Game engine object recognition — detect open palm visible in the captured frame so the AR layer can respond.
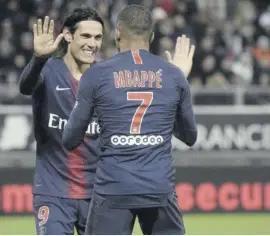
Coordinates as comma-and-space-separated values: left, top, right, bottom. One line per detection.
33, 16, 63, 57
165, 35, 195, 78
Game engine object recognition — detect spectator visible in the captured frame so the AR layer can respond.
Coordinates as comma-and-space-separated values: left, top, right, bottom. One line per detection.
0, 0, 269, 104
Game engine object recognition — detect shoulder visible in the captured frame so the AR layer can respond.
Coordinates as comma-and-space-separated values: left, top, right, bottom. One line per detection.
83, 62, 103, 79
153, 55, 187, 88
83, 56, 118, 80
80, 63, 103, 88
170, 64, 187, 88
159, 56, 185, 75
150, 54, 184, 74
41, 58, 60, 75
94, 55, 120, 69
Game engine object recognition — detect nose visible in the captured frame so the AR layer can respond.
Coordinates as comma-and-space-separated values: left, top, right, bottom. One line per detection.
87, 37, 96, 48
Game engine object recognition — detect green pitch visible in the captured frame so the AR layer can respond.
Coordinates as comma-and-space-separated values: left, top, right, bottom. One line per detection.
0, 214, 269, 235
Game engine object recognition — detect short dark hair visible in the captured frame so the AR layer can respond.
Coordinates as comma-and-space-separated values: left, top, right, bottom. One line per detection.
54, 6, 104, 58
117, 5, 153, 40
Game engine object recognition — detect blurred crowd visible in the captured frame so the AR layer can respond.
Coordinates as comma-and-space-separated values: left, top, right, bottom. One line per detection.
0, 0, 269, 104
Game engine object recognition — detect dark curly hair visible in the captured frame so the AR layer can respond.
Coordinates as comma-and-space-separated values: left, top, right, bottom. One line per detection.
54, 6, 104, 58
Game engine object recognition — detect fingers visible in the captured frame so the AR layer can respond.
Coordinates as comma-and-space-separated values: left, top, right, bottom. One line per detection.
184, 37, 190, 55
164, 51, 172, 63
175, 35, 188, 55
48, 19, 54, 36
53, 33, 64, 48
176, 34, 195, 59
180, 35, 186, 54
37, 19, 42, 35
36, 17, 53, 35
175, 37, 181, 55
33, 23, 37, 37
188, 44, 195, 61
43, 16, 49, 34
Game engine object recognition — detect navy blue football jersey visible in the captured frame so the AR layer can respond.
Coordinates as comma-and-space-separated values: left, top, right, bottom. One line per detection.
63, 49, 197, 195
22, 58, 100, 199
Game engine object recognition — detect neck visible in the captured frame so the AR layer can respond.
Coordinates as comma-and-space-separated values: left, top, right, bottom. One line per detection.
63, 52, 90, 81
119, 38, 149, 52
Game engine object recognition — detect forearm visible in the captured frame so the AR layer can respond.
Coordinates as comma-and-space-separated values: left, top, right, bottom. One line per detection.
62, 121, 86, 151
173, 109, 197, 146
19, 56, 48, 95
63, 102, 94, 151
63, 64, 99, 151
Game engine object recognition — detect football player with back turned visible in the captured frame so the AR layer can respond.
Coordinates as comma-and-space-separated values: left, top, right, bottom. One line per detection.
63, 5, 197, 235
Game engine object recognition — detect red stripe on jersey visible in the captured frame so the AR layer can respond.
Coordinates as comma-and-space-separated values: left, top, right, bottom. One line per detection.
131, 49, 143, 64
67, 147, 87, 199
67, 76, 87, 199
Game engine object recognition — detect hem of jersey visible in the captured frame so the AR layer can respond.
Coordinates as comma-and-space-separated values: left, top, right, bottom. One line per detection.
109, 200, 168, 209
32, 191, 92, 199
93, 188, 172, 195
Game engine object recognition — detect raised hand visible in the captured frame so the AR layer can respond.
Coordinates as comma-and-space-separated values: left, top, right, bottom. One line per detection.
164, 35, 195, 78
33, 16, 64, 58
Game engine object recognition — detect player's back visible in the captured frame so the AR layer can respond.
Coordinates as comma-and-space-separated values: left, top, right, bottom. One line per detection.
92, 49, 195, 195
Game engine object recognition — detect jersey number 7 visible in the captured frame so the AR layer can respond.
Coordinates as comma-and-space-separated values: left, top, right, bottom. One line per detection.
127, 92, 153, 134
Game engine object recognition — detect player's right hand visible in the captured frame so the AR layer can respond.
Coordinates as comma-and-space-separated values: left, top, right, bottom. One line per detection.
164, 34, 195, 78
33, 16, 64, 58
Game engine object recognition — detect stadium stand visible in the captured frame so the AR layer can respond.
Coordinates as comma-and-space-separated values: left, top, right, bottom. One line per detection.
0, 0, 269, 105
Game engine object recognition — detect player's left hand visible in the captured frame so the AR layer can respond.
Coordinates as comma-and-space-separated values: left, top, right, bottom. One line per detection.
164, 34, 195, 78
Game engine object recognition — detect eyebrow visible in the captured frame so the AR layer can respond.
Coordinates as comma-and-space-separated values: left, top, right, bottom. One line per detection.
80, 33, 103, 37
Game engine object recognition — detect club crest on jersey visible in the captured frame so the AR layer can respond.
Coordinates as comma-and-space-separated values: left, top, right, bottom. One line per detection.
48, 113, 100, 135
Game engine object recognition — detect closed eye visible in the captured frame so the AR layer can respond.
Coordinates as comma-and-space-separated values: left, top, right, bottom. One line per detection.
81, 33, 103, 40
95, 34, 103, 40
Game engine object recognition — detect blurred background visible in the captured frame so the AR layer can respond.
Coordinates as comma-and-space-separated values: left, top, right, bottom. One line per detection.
0, 0, 269, 234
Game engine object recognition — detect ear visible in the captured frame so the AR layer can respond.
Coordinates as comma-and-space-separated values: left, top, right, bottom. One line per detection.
63, 28, 73, 43
115, 28, 121, 42
150, 32, 155, 43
